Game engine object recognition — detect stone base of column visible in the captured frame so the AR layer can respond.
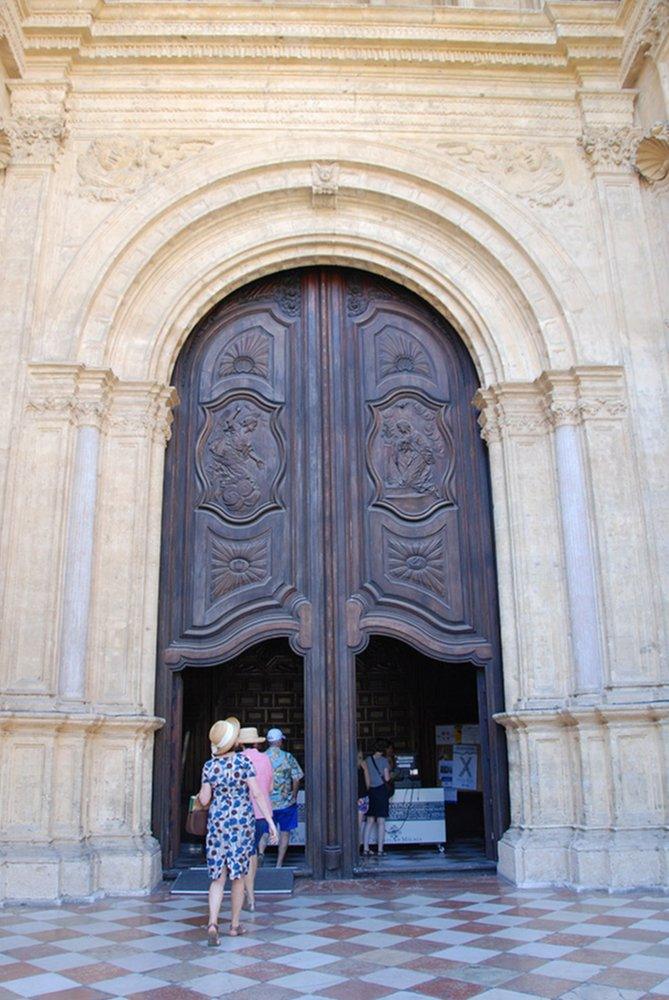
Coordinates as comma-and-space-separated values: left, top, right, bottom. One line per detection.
498, 827, 669, 890
0, 836, 162, 903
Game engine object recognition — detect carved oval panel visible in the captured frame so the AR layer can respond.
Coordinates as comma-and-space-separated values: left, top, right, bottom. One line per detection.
367, 390, 455, 520
196, 391, 285, 524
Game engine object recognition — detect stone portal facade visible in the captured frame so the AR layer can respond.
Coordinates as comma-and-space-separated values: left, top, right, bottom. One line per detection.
0, 0, 668, 901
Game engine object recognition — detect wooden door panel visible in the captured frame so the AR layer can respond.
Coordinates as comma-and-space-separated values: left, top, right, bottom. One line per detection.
156, 266, 506, 871
165, 273, 306, 652
344, 271, 491, 655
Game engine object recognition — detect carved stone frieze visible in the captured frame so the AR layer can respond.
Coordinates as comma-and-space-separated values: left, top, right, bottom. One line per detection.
107, 386, 179, 443
311, 161, 339, 209
636, 0, 669, 53
477, 369, 628, 441
635, 122, 669, 183
439, 141, 571, 207
76, 136, 215, 200
26, 368, 116, 429
578, 125, 642, 175
4, 113, 68, 166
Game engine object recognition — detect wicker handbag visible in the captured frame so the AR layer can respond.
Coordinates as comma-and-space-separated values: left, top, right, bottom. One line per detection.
185, 795, 208, 837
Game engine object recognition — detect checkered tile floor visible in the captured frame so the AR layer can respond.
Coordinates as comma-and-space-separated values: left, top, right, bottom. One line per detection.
0, 876, 668, 999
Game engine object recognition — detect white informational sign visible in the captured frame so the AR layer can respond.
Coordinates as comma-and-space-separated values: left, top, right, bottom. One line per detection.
443, 788, 458, 802
364, 788, 446, 846
435, 724, 456, 745
461, 724, 480, 744
292, 790, 447, 846
452, 744, 478, 790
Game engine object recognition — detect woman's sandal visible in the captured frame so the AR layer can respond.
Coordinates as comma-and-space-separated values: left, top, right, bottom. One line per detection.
229, 923, 247, 937
207, 923, 220, 947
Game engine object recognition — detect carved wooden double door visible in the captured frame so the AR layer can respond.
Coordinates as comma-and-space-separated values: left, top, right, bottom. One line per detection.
155, 267, 506, 876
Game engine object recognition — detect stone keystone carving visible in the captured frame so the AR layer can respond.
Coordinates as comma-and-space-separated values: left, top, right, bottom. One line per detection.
4, 114, 68, 166
311, 161, 339, 208
77, 136, 215, 200
578, 125, 642, 175
635, 122, 669, 183
439, 141, 570, 207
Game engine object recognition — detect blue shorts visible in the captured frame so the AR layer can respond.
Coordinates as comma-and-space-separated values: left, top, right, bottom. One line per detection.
254, 818, 268, 852
273, 803, 298, 832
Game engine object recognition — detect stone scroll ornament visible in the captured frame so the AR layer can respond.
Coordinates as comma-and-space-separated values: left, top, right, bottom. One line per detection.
367, 391, 455, 520
196, 392, 284, 524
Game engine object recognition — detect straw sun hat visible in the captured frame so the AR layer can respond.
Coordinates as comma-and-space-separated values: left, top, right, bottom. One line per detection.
238, 726, 266, 745
209, 717, 241, 756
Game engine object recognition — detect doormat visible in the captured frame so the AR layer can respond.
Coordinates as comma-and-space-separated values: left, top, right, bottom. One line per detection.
171, 866, 294, 896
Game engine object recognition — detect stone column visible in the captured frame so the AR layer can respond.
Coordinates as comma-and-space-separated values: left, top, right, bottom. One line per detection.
59, 371, 115, 702
540, 371, 604, 700
476, 382, 571, 709
0, 90, 68, 537
579, 121, 666, 698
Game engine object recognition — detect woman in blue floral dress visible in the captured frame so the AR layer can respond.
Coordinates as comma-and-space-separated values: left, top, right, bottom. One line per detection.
197, 717, 277, 945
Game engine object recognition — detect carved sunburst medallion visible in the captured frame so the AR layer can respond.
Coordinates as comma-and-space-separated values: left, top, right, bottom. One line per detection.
377, 330, 433, 381
217, 328, 271, 380
386, 535, 445, 597
210, 534, 270, 600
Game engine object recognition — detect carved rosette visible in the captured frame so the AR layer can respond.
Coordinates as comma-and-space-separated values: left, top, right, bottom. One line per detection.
5, 114, 68, 167
578, 126, 641, 176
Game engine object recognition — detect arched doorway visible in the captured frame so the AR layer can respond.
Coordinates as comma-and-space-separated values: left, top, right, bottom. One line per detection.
153, 267, 507, 878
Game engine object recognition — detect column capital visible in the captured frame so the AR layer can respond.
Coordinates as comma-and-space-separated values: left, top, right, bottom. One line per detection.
578, 124, 642, 176
474, 382, 549, 444
107, 381, 180, 444
2, 81, 70, 170
538, 366, 627, 427
25, 364, 116, 429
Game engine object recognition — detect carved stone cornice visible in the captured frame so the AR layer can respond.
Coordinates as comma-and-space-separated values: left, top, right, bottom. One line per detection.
4, 113, 68, 167
578, 125, 642, 175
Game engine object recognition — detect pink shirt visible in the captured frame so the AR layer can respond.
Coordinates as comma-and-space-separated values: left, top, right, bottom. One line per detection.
243, 747, 274, 819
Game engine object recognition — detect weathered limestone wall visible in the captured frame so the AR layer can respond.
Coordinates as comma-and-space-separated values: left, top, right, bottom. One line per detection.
0, 0, 667, 899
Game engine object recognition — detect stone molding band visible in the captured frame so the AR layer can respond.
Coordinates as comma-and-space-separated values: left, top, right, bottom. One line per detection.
25, 364, 179, 442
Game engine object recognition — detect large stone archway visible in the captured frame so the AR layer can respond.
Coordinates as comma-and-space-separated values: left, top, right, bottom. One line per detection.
1, 137, 665, 899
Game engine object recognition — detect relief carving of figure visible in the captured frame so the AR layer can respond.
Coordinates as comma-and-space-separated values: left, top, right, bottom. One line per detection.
207, 404, 266, 514
381, 406, 439, 497
381, 401, 440, 496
